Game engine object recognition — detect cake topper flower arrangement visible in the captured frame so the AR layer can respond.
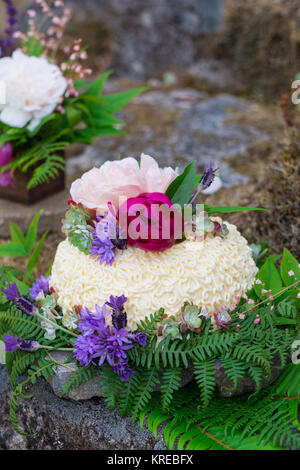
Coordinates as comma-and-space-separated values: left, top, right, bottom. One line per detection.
0, 155, 299, 448
0, 0, 145, 189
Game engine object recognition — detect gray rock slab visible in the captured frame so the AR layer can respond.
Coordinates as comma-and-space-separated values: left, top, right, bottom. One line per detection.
0, 364, 167, 450
47, 351, 194, 401
48, 352, 283, 402
20, 0, 226, 79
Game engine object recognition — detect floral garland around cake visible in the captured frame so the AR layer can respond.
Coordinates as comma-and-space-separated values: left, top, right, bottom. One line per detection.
0, 156, 299, 449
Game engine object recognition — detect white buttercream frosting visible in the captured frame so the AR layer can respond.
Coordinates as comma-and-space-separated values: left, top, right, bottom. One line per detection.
50, 220, 258, 330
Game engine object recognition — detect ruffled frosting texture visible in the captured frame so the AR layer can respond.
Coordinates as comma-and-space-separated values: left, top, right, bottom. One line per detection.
50, 219, 258, 330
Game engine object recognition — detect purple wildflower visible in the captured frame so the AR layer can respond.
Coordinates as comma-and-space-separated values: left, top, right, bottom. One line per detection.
79, 304, 110, 336
2, 282, 19, 301
0, 0, 18, 57
89, 230, 115, 266
200, 164, 218, 190
113, 360, 135, 381
96, 326, 133, 367
3, 335, 41, 353
128, 331, 147, 347
105, 294, 128, 329
29, 275, 51, 300
95, 212, 127, 250
2, 283, 38, 316
73, 334, 101, 367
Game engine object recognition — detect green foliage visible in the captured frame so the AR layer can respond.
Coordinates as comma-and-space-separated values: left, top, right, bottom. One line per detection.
165, 161, 197, 206
250, 242, 269, 268
0, 210, 48, 285
0, 246, 299, 447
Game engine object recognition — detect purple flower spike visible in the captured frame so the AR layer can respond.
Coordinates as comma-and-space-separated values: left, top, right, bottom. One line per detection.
2, 282, 19, 301
79, 304, 110, 336
89, 231, 115, 266
3, 335, 20, 352
29, 275, 51, 300
105, 295, 127, 311
3, 336, 41, 353
200, 164, 218, 190
105, 295, 128, 330
2, 283, 38, 316
0, 0, 18, 57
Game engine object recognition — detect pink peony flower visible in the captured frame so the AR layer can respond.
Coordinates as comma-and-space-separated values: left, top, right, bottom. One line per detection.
70, 154, 177, 213
118, 192, 184, 252
0, 142, 15, 187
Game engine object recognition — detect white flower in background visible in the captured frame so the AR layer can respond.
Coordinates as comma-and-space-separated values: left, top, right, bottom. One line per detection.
0, 49, 67, 131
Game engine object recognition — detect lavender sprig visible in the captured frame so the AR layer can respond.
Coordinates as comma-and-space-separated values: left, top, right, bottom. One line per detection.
0, 0, 18, 57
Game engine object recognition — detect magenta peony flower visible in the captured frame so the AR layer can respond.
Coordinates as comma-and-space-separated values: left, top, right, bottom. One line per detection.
0, 142, 15, 187
118, 192, 184, 252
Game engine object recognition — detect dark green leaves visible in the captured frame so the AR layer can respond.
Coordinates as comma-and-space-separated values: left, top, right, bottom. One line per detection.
280, 248, 300, 287
254, 256, 283, 299
0, 210, 47, 284
205, 205, 267, 216
166, 162, 196, 205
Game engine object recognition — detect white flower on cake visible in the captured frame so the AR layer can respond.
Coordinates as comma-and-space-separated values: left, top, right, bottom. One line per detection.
0, 50, 67, 131
70, 153, 178, 213
50, 219, 258, 330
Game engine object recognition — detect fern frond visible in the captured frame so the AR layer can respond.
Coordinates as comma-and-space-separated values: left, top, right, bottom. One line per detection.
160, 368, 182, 411
193, 358, 216, 407
131, 368, 160, 422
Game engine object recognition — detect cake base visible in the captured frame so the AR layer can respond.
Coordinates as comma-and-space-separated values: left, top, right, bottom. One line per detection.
50, 220, 258, 329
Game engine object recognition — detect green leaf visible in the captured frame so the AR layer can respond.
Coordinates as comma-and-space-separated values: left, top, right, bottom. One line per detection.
102, 87, 147, 114
25, 231, 49, 281
195, 173, 203, 186
8, 224, 26, 248
280, 248, 300, 287
0, 242, 27, 258
83, 70, 112, 97
25, 210, 43, 252
6, 273, 30, 295
27, 114, 57, 137
165, 162, 196, 206
205, 205, 267, 215
254, 257, 283, 299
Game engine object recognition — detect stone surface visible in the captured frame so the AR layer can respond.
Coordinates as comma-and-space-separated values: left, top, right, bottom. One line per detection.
48, 351, 194, 401
17, 0, 226, 79
0, 364, 167, 450
47, 352, 283, 403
